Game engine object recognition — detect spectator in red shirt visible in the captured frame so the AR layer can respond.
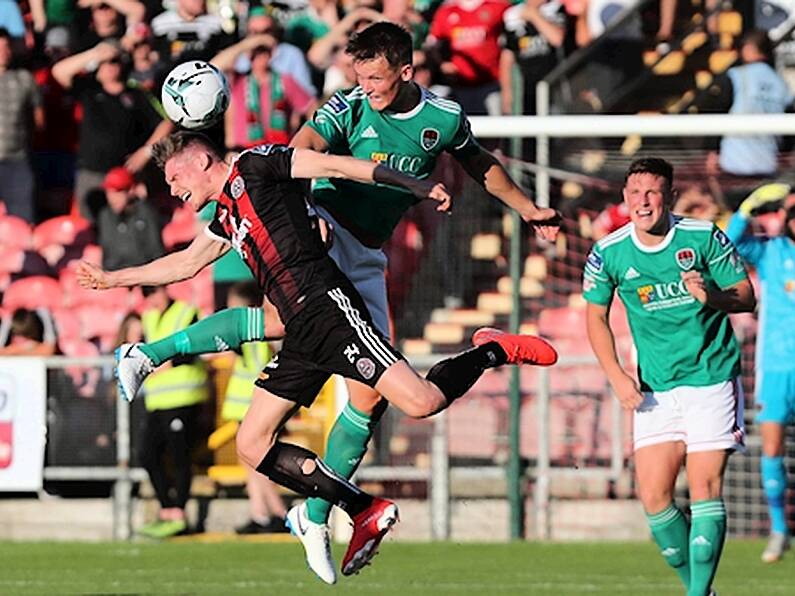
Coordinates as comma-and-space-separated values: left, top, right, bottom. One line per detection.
426, 0, 509, 115
591, 200, 629, 240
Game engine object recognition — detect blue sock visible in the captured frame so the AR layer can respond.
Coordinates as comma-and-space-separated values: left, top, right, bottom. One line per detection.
761, 455, 789, 535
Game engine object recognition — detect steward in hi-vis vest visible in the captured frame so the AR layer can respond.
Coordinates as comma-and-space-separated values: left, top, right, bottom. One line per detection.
221, 341, 272, 422
142, 299, 209, 411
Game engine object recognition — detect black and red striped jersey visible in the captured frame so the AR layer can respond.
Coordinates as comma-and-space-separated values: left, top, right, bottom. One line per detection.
205, 144, 346, 323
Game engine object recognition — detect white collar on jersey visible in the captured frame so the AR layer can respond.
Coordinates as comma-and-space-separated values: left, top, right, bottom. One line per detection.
384, 86, 429, 121
630, 213, 677, 253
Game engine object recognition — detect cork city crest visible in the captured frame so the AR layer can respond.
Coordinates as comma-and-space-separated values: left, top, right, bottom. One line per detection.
675, 248, 695, 270
421, 128, 440, 151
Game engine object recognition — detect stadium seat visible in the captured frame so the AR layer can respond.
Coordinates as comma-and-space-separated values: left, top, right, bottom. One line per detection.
717, 10, 742, 36
3, 276, 62, 310
60, 267, 131, 309
0, 247, 24, 273
0, 215, 33, 250
538, 307, 588, 339
81, 244, 103, 265
550, 364, 607, 397
52, 308, 81, 342
162, 207, 197, 250
76, 304, 126, 347
448, 396, 499, 459
59, 337, 100, 358
32, 216, 92, 251
167, 266, 214, 313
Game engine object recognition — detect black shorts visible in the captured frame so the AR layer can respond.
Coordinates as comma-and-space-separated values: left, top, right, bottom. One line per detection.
254, 285, 404, 407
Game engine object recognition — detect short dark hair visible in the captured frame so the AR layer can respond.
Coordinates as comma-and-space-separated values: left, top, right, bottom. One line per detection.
346, 22, 413, 69
10, 308, 44, 343
141, 285, 165, 298
742, 29, 773, 60
624, 158, 674, 188
151, 131, 222, 170
227, 281, 262, 307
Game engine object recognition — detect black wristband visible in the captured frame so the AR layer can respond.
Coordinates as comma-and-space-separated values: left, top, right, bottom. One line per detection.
373, 164, 403, 187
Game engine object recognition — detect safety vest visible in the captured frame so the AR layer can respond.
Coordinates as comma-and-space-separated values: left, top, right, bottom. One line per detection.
141, 300, 209, 411
221, 341, 272, 422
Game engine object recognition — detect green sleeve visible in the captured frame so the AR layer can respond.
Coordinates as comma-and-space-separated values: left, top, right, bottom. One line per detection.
447, 111, 481, 159
705, 224, 748, 289
583, 244, 615, 306
198, 202, 215, 222
307, 91, 353, 148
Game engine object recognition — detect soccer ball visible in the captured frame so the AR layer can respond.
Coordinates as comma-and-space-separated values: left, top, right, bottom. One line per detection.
161, 60, 230, 130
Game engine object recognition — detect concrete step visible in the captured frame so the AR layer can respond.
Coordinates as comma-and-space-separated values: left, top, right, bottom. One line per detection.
423, 321, 465, 344
430, 308, 496, 327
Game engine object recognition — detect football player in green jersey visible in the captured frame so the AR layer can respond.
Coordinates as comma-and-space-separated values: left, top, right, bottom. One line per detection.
106, 22, 559, 583
583, 158, 755, 596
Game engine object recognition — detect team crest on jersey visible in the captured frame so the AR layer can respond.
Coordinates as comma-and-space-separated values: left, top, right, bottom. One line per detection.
675, 248, 695, 270
356, 357, 376, 380
421, 128, 440, 151
230, 175, 245, 200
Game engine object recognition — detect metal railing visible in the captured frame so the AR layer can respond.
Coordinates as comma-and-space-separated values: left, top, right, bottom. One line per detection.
35, 352, 623, 541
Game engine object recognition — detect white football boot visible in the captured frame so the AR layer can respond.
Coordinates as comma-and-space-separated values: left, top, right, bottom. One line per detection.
286, 503, 337, 585
761, 531, 790, 563
114, 343, 154, 402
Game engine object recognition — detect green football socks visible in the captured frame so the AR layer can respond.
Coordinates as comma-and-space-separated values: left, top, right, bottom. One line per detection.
647, 502, 691, 589
138, 307, 265, 366
688, 499, 726, 596
304, 401, 385, 525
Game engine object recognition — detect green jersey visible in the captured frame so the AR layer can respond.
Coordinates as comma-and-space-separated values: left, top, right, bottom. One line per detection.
583, 216, 747, 391
308, 86, 481, 246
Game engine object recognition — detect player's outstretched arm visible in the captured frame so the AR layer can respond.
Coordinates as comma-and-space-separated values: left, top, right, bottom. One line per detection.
456, 146, 560, 240
76, 232, 229, 290
586, 302, 643, 411
290, 148, 452, 210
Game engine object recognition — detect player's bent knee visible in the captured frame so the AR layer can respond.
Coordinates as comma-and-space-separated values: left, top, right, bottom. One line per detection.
236, 427, 276, 468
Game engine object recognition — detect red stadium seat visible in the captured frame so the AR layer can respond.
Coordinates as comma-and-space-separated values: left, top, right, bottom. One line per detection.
3, 276, 62, 310
538, 307, 588, 339
76, 305, 125, 350
0, 215, 33, 250
32, 216, 92, 251
81, 244, 103, 265
59, 338, 100, 357
59, 267, 131, 309
448, 396, 499, 459
167, 266, 214, 313
52, 308, 81, 342
162, 214, 198, 250
0, 247, 24, 273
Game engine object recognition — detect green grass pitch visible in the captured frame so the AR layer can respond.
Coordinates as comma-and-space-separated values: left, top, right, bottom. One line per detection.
1, 540, 793, 594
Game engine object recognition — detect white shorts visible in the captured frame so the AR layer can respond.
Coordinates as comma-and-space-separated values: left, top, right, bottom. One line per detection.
633, 377, 745, 453
317, 206, 391, 340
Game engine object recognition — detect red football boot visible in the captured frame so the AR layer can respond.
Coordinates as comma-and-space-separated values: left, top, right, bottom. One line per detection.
341, 497, 399, 576
472, 327, 558, 366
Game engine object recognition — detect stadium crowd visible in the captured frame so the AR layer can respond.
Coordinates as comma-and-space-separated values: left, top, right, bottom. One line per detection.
0, 0, 777, 350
